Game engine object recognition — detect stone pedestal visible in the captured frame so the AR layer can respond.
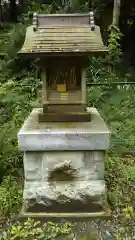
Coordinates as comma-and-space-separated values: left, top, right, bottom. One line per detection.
18, 108, 110, 217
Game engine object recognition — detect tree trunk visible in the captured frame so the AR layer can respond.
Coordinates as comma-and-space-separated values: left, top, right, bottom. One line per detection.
9, 0, 18, 22
20, 0, 24, 4
112, 0, 121, 26
88, 0, 93, 9
0, 0, 2, 23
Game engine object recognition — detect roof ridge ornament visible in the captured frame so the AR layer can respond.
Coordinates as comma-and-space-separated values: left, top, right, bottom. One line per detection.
89, 11, 95, 31
33, 12, 38, 31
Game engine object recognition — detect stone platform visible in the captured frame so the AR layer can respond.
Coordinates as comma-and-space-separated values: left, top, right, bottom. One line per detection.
18, 108, 110, 151
18, 108, 110, 217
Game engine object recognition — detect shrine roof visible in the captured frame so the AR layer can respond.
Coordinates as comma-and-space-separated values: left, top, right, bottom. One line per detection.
19, 13, 108, 56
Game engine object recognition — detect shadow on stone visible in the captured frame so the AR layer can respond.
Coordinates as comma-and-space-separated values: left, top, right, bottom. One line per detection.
48, 165, 76, 182
26, 201, 103, 213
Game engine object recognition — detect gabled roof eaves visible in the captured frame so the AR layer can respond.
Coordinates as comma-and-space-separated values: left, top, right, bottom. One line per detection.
19, 13, 107, 55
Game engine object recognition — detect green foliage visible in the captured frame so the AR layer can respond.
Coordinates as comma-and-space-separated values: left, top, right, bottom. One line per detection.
0, 4, 42, 180
114, 205, 135, 240
0, 176, 22, 218
5, 24, 26, 58
0, 72, 41, 172
0, 23, 27, 82
0, 219, 74, 240
106, 155, 135, 208
107, 25, 123, 66
99, 84, 135, 148
87, 25, 122, 83
88, 55, 135, 211
0, 1, 134, 235
90, 45, 120, 78
69, 0, 89, 13
27, 3, 52, 15
87, 25, 135, 150
58, 0, 89, 13
87, 25, 135, 224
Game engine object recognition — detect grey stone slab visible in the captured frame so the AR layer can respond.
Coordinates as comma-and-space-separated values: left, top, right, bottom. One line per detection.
18, 108, 110, 151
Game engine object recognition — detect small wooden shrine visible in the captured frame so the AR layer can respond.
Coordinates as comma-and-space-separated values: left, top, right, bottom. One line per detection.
18, 12, 110, 218
19, 12, 107, 122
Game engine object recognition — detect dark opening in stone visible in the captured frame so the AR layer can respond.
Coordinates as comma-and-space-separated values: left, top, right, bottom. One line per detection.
26, 200, 103, 213
48, 165, 76, 182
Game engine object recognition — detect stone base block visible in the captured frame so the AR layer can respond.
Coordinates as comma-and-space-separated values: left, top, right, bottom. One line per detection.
23, 180, 106, 213
18, 107, 110, 151
22, 149, 107, 214
18, 107, 110, 215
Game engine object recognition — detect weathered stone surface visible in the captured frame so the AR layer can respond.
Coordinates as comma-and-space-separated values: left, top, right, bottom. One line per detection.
18, 108, 110, 151
24, 151, 105, 181
23, 180, 106, 212
24, 152, 42, 180
23, 150, 106, 212
18, 107, 110, 214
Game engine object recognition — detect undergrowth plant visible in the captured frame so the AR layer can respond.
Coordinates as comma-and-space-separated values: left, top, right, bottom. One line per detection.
0, 219, 74, 240
114, 205, 135, 240
107, 25, 122, 66
0, 2, 134, 238
0, 72, 41, 173
0, 176, 22, 218
0, 216, 135, 240
105, 155, 135, 208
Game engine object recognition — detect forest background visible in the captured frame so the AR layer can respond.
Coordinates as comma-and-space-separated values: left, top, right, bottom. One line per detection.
0, 0, 134, 238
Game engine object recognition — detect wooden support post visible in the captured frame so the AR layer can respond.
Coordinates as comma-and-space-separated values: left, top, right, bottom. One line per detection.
41, 70, 48, 112
81, 68, 87, 105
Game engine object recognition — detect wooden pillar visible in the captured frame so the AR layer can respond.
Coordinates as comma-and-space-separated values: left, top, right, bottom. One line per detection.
81, 68, 86, 104
41, 70, 48, 112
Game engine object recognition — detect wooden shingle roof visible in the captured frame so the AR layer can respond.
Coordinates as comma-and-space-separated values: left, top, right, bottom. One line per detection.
19, 13, 107, 56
